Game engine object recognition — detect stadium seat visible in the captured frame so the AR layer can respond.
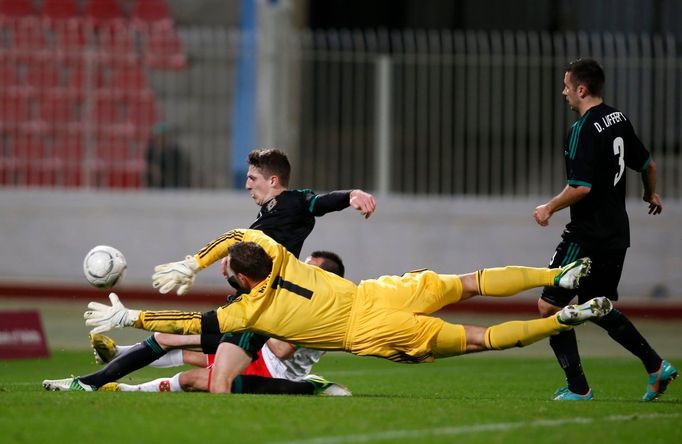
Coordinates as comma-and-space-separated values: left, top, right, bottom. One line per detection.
125, 93, 160, 127
0, 92, 34, 130
8, 18, 48, 52
83, 0, 125, 27
142, 25, 187, 70
25, 61, 63, 90
0, 0, 35, 21
95, 96, 126, 124
41, 0, 80, 22
95, 130, 143, 188
53, 19, 92, 51
97, 22, 136, 58
53, 129, 84, 185
131, 0, 172, 30
109, 66, 148, 94
39, 93, 82, 128
0, 64, 20, 87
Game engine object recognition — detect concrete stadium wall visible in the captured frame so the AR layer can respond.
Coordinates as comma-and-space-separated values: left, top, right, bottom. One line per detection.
1, 189, 680, 301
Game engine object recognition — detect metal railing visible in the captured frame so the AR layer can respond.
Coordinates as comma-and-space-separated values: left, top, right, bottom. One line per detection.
1, 24, 681, 198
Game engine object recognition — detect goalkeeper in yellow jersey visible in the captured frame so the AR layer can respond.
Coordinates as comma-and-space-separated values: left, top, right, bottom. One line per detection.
82, 229, 612, 393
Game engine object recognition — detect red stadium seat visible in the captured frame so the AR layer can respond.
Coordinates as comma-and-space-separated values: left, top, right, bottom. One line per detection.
142, 25, 187, 70
83, 0, 125, 27
53, 19, 92, 51
8, 18, 48, 52
0, 92, 34, 129
25, 61, 63, 90
94, 130, 143, 188
131, 0, 172, 30
110, 66, 148, 92
0, 64, 20, 86
41, 0, 80, 21
95, 96, 126, 124
38, 94, 83, 127
125, 93, 160, 127
0, 0, 35, 19
95, 21, 138, 64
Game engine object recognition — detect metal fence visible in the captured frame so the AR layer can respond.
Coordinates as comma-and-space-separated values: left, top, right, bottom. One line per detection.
2, 24, 681, 198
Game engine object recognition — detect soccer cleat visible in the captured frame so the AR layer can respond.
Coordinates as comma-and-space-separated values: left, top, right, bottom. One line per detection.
556, 296, 612, 326
554, 257, 592, 289
642, 360, 678, 401
98, 383, 121, 392
90, 333, 118, 364
303, 374, 352, 397
553, 386, 593, 401
42, 377, 96, 392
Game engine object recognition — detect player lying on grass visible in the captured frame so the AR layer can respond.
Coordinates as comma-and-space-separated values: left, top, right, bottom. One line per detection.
76, 229, 611, 395
95, 337, 349, 396
44, 252, 350, 395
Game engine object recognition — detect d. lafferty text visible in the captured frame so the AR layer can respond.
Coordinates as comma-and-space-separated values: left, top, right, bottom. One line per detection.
593, 111, 627, 133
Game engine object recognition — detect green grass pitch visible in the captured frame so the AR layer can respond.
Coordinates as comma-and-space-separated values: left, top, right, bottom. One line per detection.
0, 351, 679, 444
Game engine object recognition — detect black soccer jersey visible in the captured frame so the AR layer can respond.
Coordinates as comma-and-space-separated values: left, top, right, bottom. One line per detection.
563, 103, 651, 249
248, 189, 352, 258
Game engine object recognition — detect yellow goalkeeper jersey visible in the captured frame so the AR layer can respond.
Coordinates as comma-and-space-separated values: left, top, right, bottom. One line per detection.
200, 229, 359, 351
139, 228, 460, 361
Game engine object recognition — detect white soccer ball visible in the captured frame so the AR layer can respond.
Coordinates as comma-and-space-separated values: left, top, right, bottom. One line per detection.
83, 245, 127, 289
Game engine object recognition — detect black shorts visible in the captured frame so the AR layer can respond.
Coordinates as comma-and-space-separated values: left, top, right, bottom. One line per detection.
199, 331, 269, 361
541, 238, 626, 307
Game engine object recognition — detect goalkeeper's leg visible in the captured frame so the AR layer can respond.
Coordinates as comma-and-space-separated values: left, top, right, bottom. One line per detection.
454, 258, 591, 303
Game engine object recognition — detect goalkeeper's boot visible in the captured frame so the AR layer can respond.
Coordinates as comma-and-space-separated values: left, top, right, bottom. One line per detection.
554, 257, 592, 290
98, 383, 121, 392
553, 386, 593, 401
557, 297, 612, 326
42, 377, 96, 392
90, 333, 118, 364
303, 374, 352, 397
642, 360, 678, 401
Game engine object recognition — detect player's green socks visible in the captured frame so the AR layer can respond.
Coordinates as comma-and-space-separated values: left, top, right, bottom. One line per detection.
476, 266, 557, 297
484, 317, 571, 350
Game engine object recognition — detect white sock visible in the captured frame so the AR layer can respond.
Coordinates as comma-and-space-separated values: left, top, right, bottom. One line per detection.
149, 349, 185, 368
116, 344, 136, 355
119, 373, 184, 392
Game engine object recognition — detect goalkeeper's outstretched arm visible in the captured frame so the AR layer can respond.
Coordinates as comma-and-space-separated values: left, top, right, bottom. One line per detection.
84, 293, 203, 335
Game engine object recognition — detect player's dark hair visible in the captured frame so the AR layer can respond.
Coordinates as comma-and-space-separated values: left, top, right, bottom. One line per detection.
248, 148, 291, 187
310, 250, 345, 277
565, 58, 605, 97
228, 242, 273, 281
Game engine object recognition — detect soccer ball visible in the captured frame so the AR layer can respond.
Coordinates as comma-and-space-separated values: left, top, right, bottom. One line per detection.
83, 245, 127, 289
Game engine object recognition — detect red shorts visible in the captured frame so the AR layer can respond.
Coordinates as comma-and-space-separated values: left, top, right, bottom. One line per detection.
206, 350, 272, 377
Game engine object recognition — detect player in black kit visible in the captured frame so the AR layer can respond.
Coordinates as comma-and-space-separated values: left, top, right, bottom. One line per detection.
60, 148, 375, 392
533, 58, 676, 401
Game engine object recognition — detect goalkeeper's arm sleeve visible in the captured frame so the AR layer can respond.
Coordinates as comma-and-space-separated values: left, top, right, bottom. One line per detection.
135, 310, 203, 335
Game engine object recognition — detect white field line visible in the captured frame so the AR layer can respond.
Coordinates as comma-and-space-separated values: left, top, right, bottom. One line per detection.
271, 413, 681, 444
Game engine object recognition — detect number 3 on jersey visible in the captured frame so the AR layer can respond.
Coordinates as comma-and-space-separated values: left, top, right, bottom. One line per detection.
613, 136, 625, 186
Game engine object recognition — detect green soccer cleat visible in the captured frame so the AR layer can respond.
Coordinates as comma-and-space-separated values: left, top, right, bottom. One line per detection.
43, 377, 96, 392
554, 257, 592, 289
90, 333, 118, 365
553, 386, 593, 401
642, 360, 678, 401
557, 296, 612, 326
303, 374, 352, 397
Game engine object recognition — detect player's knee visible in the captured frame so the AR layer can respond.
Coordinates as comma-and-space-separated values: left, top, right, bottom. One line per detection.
537, 299, 560, 317
463, 325, 488, 352
459, 273, 479, 300
209, 377, 233, 394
